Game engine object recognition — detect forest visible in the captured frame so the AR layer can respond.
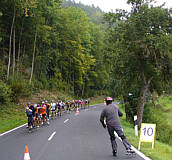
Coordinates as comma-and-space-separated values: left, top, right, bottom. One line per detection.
0, 0, 172, 143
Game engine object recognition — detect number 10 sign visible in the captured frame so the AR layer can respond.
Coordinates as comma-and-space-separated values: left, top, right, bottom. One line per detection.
138, 123, 156, 150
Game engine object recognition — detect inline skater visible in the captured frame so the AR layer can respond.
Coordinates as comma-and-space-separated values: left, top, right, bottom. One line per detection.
51, 100, 56, 120
66, 100, 71, 113
57, 101, 63, 116
100, 97, 135, 157
25, 103, 33, 132
75, 100, 79, 111
33, 104, 39, 128
28, 103, 36, 128
35, 104, 41, 127
85, 99, 88, 108
62, 101, 66, 113
80, 99, 84, 109
72, 100, 76, 110
88, 98, 90, 108
45, 100, 50, 120
40, 101, 49, 125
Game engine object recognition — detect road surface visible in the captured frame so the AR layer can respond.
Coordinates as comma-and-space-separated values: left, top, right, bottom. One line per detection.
0, 104, 145, 160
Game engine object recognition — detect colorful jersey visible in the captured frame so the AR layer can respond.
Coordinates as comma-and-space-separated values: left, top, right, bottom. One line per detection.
45, 103, 50, 110
51, 103, 56, 110
39, 105, 46, 115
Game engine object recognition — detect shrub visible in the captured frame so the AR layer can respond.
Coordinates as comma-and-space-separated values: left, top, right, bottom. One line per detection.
8, 77, 31, 102
38, 75, 50, 90
0, 81, 11, 104
143, 102, 172, 146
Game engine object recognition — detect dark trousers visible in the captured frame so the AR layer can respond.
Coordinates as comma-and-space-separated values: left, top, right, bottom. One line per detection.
107, 125, 131, 152
46, 110, 50, 119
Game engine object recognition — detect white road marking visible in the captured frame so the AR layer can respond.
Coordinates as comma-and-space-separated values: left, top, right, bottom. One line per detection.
114, 131, 151, 160
64, 119, 69, 123
0, 123, 27, 137
48, 131, 56, 141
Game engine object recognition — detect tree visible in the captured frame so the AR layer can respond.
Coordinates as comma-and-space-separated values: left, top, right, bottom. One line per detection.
104, 0, 172, 126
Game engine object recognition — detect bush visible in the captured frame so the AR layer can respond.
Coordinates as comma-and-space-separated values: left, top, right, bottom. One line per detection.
30, 79, 43, 92
143, 102, 172, 146
38, 75, 50, 90
8, 77, 31, 102
0, 81, 11, 104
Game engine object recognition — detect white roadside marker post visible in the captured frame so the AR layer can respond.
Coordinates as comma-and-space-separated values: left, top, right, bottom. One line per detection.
134, 115, 138, 136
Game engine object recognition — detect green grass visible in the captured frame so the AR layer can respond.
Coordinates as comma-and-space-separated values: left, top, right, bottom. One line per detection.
119, 104, 172, 160
0, 103, 27, 133
90, 95, 105, 105
155, 95, 172, 125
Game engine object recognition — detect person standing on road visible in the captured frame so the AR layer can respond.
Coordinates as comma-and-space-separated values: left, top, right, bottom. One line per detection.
100, 97, 135, 157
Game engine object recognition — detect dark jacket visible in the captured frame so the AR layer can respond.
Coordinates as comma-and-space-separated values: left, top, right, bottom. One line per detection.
100, 103, 123, 128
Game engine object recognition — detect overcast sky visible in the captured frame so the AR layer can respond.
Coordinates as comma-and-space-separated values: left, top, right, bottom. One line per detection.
74, 0, 172, 12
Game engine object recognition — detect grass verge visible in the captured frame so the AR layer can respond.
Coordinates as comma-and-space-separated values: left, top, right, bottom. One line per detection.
0, 90, 74, 134
0, 103, 27, 133
90, 96, 172, 160
120, 105, 172, 160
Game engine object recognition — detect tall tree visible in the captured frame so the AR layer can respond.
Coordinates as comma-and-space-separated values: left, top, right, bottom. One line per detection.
104, 0, 172, 126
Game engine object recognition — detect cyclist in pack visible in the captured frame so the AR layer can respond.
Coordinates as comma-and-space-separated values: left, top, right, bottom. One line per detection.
51, 100, 56, 120
100, 97, 135, 157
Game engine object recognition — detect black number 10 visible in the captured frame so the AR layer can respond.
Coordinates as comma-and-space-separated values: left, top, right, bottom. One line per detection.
143, 127, 153, 136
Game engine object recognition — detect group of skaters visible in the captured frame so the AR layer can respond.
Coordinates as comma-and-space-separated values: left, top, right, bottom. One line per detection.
25, 96, 135, 157
25, 99, 90, 132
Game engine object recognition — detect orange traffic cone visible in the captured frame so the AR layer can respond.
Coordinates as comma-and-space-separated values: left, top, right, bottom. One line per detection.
75, 107, 79, 115
24, 145, 31, 160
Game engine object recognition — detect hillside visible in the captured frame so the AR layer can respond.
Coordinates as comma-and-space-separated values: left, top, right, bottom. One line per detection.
62, 0, 104, 25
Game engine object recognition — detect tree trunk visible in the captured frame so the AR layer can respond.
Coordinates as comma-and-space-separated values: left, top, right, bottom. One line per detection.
81, 79, 85, 98
7, 5, 15, 80
17, 20, 23, 73
29, 30, 37, 84
123, 92, 130, 121
12, 25, 16, 76
137, 69, 152, 128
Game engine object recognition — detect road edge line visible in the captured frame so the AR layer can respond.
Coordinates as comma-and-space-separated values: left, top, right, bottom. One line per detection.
0, 123, 27, 137
114, 132, 152, 160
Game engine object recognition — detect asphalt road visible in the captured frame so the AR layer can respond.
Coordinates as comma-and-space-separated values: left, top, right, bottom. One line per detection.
0, 104, 145, 160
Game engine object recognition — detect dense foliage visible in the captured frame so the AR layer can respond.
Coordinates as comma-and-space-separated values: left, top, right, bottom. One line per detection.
62, 0, 104, 25
104, 0, 172, 126
0, 0, 172, 144
0, 0, 108, 100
